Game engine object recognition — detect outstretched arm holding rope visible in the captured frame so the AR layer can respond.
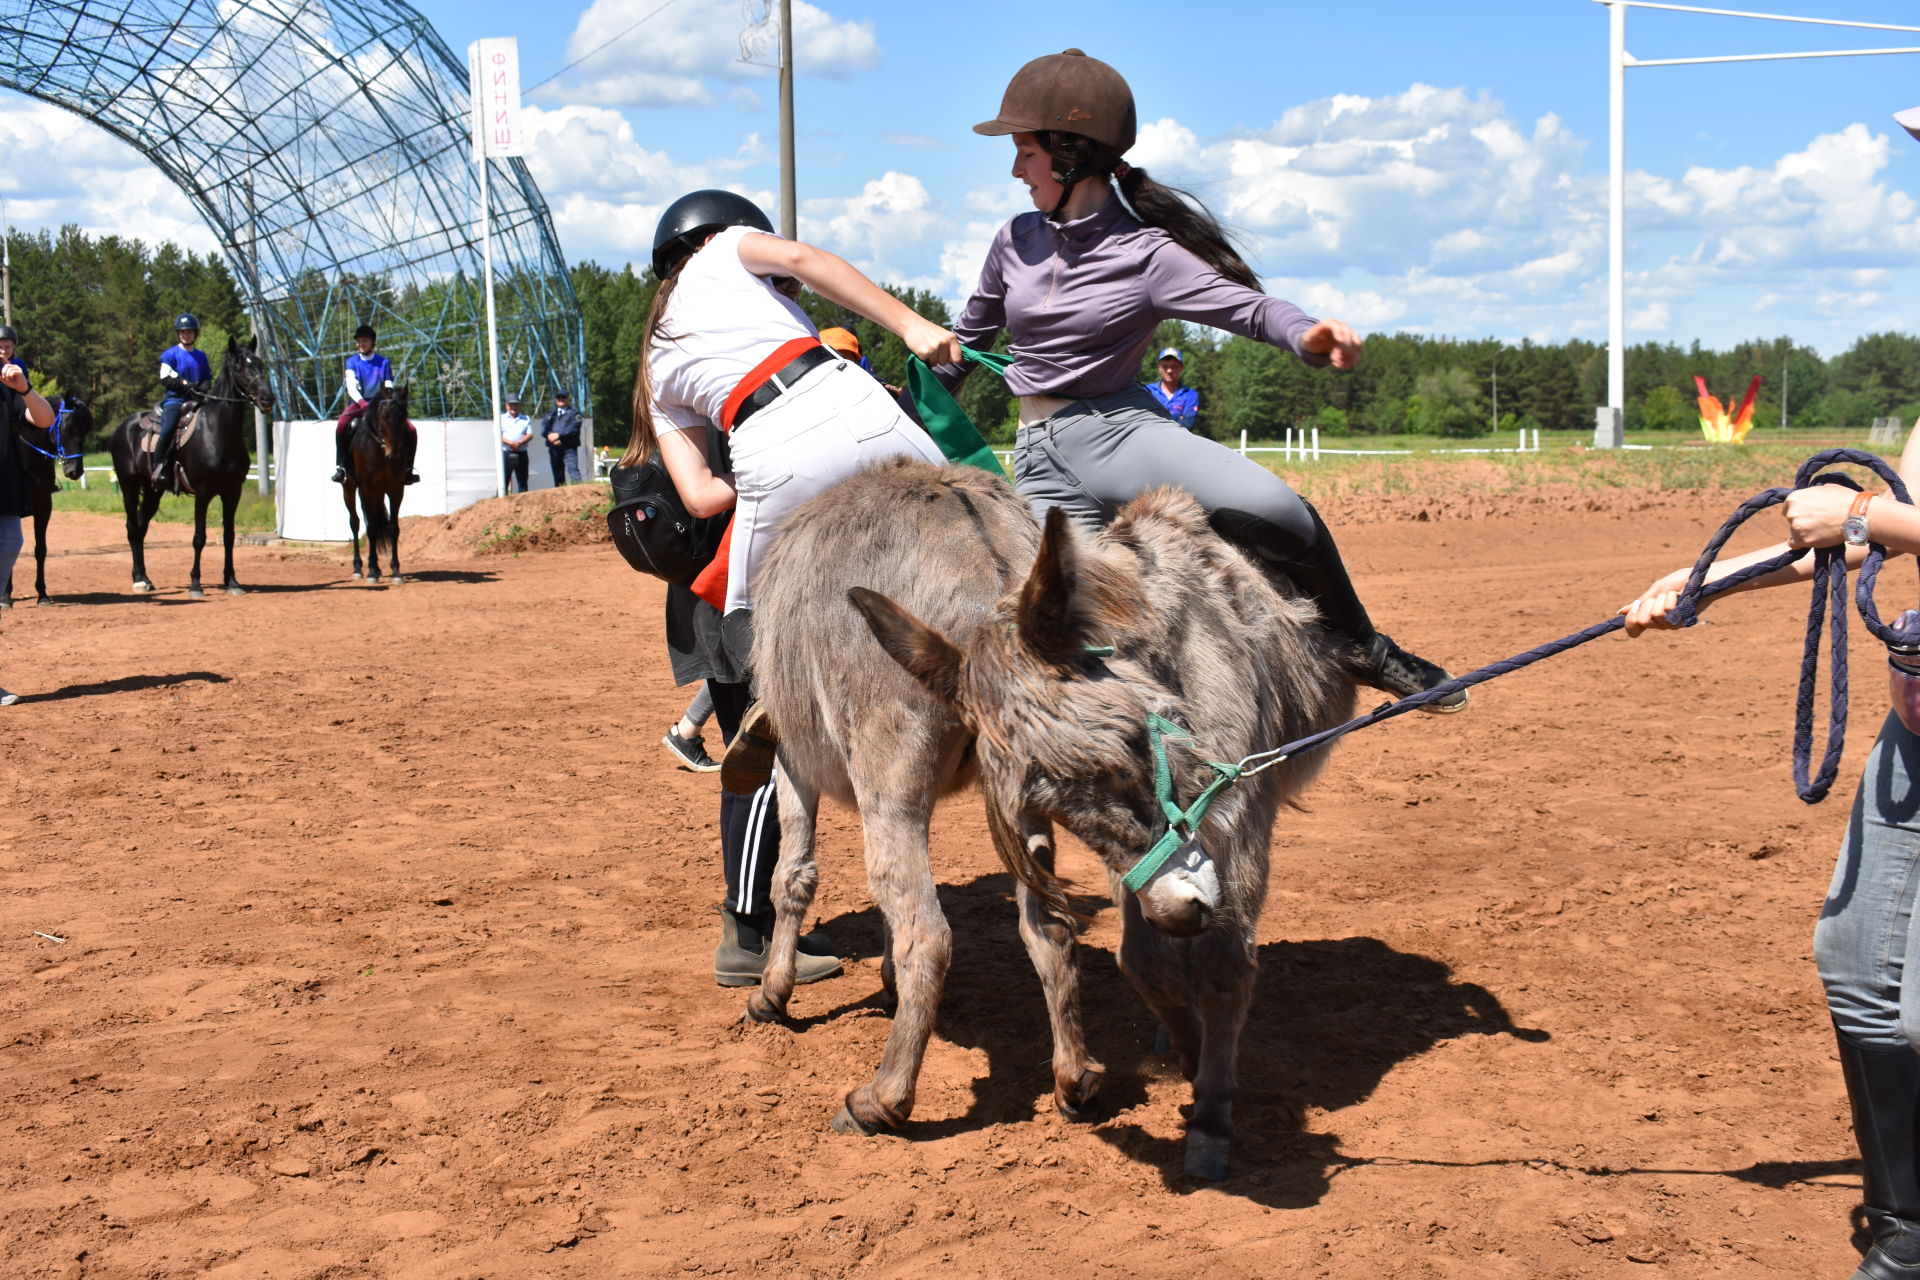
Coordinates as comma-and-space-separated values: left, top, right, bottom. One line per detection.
1616, 400, 1920, 1276
1621, 417, 1920, 635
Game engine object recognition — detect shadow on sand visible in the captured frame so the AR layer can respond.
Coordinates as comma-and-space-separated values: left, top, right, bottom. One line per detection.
15, 671, 229, 703
777, 870, 1550, 1207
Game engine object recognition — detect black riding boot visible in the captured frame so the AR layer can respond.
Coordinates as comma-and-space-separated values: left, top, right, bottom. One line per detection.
1838, 1030, 1920, 1279
331, 428, 351, 484
150, 436, 175, 493
1208, 500, 1467, 713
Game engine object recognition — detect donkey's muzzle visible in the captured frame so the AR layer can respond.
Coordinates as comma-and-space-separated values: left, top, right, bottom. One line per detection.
1135, 839, 1220, 937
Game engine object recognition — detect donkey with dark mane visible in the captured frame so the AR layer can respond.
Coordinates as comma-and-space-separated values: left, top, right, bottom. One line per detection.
109, 336, 275, 598
339, 384, 413, 584
3, 394, 92, 608
745, 457, 1357, 1180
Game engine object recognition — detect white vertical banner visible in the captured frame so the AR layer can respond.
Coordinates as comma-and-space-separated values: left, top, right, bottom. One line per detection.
467, 37, 525, 159
468, 37, 519, 495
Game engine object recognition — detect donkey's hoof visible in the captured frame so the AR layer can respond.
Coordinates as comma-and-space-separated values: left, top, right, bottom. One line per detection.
187, 586, 206, 600
132, 580, 154, 594
1183, 1132, 1231, 1182
351, 571, 364, 580
0, 598, 11, 611
225, 585, 246, 597
829, 1105, 879, 1137
744, 991, 786, 1024
35, 597, 52, 608
1056, 1065, 1106, 1122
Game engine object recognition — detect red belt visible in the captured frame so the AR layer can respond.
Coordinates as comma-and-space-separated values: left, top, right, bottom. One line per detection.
719, 337, 831, 431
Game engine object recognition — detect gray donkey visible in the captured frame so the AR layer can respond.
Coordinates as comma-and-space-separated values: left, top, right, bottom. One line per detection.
745, 457, 1357, 1179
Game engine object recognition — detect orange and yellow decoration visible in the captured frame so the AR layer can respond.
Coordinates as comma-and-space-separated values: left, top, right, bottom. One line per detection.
1694, 375, 1763, 444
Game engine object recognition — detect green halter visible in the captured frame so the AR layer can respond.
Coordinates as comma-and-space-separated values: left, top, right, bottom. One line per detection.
1120, 714, 1243, 893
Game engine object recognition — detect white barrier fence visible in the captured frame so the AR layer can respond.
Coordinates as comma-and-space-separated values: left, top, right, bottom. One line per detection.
274, 420, 591, 542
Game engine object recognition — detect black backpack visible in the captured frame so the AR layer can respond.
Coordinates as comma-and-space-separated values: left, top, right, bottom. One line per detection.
606, 455, 727, 586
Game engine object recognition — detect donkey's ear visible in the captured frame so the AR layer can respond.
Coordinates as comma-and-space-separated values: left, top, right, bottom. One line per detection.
248, 334, 258, 351
1015, 507, 1088, 665
1016, 506, 1147, 666
848, 586, 963, 706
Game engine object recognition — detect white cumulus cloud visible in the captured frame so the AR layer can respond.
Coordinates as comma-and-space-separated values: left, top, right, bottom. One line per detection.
546, 0, 879, 109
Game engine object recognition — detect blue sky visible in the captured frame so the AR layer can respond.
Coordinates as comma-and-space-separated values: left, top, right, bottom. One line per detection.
8, 0, 1920, 353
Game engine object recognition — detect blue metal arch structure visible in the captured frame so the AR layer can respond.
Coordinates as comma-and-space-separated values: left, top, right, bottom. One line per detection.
0, 0, 585, 420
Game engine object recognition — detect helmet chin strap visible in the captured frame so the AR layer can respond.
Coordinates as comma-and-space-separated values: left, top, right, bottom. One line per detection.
1048, 161, 1097, 218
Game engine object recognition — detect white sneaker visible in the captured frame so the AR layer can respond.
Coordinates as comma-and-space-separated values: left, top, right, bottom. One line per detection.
0, 689, 18, 705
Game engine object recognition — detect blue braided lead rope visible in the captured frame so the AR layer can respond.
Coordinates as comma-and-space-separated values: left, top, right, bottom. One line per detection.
1121, 449, 1920, 887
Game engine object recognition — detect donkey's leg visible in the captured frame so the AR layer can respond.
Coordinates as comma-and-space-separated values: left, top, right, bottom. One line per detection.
747, 760, 821, 1024
834, 786, 946, 1136
1112, 887, 1203, 1081
221, 488, 244, 595
1180, 924, 1259, 1182
187, 493, 210, 599
990, 802, 1103, 1119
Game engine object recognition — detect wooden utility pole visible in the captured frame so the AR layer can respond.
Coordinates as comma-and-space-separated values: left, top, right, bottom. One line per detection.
778, 0, 795, 239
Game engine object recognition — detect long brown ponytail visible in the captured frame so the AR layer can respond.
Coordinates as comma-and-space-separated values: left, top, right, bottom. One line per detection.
1037, 130, 1259, 291
618, 264, 685, 468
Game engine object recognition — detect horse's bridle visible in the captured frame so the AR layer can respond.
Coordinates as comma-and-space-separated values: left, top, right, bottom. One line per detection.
18, 400, 82, 463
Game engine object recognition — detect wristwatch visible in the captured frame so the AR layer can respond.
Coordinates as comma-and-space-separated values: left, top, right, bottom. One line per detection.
1845, 491, 1875, 547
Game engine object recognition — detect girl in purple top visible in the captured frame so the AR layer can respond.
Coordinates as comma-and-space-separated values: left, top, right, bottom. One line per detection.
948, 49, 1462, 710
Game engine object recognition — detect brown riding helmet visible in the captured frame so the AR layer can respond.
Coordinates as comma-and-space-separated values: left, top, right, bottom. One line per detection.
973, 48, 1136, 154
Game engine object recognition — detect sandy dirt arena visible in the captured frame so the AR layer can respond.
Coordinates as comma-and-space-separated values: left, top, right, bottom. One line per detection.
0, 476, 1897, 1278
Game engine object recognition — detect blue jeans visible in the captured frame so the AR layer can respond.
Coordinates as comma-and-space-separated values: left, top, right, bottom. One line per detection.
1814, 712, 1920, 1049
0, 516, 21, 586
158, 395, 186, 445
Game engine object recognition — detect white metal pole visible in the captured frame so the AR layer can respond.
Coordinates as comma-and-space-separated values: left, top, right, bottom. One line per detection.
479, 155, 505, 498
2, 195, 13, 329
1608, 0, 1626, 430
1782, 360, 1788, 429
1239, 427, 1248, 456
1312, 426, 1321, 460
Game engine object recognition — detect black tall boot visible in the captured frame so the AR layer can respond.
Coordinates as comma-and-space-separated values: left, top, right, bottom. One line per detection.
331, 427, 351, 484
1838, 1030, 1920, 1279
1208, 500, 1468, 713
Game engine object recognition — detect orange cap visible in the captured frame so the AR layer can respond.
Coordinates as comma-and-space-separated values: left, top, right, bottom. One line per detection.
818, 326, 860, 358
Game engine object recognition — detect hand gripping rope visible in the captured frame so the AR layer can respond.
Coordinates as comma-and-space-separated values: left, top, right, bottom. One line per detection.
1119, 448, 1920, 891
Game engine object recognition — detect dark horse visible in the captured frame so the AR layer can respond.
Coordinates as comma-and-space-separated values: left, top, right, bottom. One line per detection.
3, 393, 93, 608
109, 336, 275, 598
340, 384, 413, 584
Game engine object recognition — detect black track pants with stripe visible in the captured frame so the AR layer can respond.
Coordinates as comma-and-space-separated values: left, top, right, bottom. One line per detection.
710, 680, 779, 916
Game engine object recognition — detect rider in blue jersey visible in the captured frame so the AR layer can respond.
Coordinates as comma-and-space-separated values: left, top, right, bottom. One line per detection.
332, 324, 417, 484
153, 314, 211, 491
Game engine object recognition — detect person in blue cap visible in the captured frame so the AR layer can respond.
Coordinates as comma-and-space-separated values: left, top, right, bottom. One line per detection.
152, 314, 212, 491
1146, 346, 1199, 431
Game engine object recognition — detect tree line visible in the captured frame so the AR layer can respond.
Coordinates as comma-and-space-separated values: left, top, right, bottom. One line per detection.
8, 225, 1920, 449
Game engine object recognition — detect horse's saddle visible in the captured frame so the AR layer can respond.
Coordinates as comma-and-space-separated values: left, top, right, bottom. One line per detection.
131, 404, 202, 456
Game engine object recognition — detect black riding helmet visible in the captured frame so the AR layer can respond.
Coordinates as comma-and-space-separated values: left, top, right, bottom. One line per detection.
0, 325, 19, 344
175, 313, 200, 332
651, 190, 773, 279
354, 324, 377, 342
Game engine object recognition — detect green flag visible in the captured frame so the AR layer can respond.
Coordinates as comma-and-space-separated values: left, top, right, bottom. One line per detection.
905, 348, 1013, 480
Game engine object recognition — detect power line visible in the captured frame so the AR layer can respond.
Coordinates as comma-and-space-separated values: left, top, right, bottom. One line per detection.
524, 0, 689, 94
